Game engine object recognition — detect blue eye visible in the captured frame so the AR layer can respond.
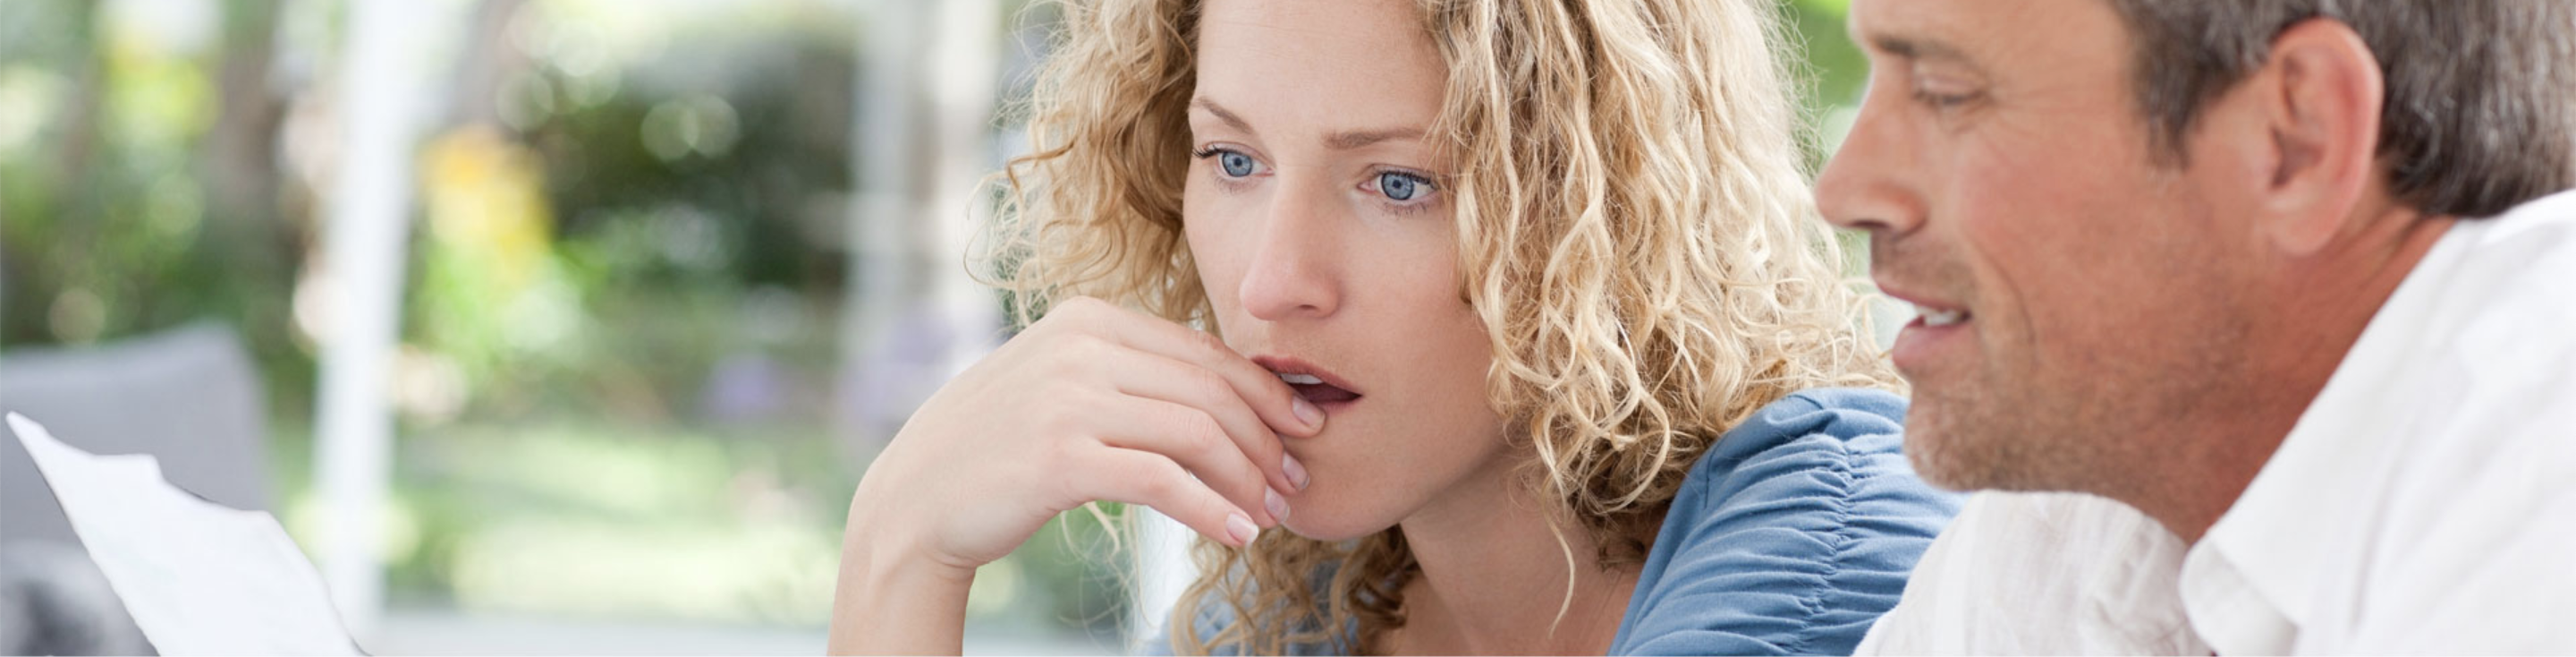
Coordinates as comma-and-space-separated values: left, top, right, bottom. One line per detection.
1377, 172, 1426, 201
1220, 151, 1256, 177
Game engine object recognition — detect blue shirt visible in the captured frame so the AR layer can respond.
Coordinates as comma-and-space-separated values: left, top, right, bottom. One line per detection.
1146, 388, 1958, 655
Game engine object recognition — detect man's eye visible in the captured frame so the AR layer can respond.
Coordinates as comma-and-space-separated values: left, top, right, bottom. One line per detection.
1908, 76, 1984, 111
1919, 92, 1974, 108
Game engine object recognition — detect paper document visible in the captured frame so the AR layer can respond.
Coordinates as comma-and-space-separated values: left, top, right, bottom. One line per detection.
6, 413, 360, 655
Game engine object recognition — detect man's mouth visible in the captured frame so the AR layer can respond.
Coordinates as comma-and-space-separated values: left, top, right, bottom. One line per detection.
1877, 280, 1972, 329
1876, 279, 1977, 371
1917, 307, 1970, 328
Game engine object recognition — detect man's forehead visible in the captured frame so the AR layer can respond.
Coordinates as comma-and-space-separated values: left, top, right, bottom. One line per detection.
1847, 1, 2128, 74
1845, 0, 1979, 61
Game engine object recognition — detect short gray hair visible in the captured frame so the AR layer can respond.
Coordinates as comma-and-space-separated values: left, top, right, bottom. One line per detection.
2105, 0, 2576, 218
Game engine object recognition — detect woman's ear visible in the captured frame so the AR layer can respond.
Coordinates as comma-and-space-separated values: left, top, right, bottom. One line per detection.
2234, 19, 2387, 256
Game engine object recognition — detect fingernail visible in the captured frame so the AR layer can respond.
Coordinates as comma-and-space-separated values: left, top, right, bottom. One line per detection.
1226, 513, 1258, 546
1292, 397, 1324, 431
1282, 453, 1309, 491
1265, 488, 1291, 523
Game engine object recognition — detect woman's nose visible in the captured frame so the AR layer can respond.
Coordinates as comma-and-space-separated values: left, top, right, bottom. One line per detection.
1236, 179, 1343, 321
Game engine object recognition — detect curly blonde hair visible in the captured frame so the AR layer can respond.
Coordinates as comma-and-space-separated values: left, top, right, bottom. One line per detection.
980, 0, 1899, 653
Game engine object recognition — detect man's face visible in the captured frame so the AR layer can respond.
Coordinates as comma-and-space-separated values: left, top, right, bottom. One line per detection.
1818, 0, 2257, 491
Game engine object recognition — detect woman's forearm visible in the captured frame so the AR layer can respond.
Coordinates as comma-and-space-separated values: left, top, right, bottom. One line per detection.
825, 512, 976, 655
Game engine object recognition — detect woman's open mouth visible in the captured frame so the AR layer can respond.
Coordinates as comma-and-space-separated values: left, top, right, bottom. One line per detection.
1275, 372, 1360, 403
1252, 355, 1365, 409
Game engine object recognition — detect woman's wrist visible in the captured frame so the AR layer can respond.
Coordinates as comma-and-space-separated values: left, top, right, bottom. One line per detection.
826, 503, 977, 654
847, 520, 974, 581
849, 492, 980, 577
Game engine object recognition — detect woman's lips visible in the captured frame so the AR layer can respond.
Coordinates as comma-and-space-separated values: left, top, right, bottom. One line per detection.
1253, 355, 1364, 408
1279, 376, 1360, 403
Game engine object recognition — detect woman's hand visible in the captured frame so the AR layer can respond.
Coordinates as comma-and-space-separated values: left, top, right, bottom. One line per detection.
827, 296, 1322, 654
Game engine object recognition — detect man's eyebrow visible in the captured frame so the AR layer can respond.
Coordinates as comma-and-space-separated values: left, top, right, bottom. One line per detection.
1867, 32, 1980, 69
1191, 98, 1254, 135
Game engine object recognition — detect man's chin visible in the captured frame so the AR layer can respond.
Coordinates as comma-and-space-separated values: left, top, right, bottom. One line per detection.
1902, 411, 2006, 492
1904, 442, 1984, 492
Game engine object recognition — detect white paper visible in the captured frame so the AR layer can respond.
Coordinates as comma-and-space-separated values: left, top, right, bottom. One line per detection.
7, 413, 360, 655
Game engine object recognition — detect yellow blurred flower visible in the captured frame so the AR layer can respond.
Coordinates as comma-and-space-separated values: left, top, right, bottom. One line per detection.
420, 125, 554, 292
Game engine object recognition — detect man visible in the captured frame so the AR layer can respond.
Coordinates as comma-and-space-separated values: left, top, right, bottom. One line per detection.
1816, 0, 2576, 653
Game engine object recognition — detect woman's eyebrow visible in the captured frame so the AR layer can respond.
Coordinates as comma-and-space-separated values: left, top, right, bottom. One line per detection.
1323, 127, 1423, 150
1193, 96, 1420, 150
1190, 97, 1256, 135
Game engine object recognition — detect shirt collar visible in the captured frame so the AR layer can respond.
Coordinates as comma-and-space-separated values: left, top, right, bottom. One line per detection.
2176, 219, 2479, 654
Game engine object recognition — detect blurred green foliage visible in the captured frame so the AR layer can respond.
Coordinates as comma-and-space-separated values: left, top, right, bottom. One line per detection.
1787, 0, 1869, 167
0, 0, 317, 414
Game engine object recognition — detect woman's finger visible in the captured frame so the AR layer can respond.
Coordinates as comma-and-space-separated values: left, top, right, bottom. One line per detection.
1069, 447, 1263, 548
1063, 298, 1326, 440
1107, 349, 1301, 495
1090, 395, 1285, 525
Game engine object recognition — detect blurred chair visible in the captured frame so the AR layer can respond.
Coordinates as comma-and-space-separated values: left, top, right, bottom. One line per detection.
0, 322, 275, 655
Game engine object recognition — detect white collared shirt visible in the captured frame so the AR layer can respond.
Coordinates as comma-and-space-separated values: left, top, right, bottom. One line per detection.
1860, 189, 2576, 655
1854, 491, 2207, 655
2181, 191, 2576, 654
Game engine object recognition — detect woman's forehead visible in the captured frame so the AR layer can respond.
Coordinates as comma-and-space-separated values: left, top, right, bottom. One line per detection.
1191, 0, 1445, 145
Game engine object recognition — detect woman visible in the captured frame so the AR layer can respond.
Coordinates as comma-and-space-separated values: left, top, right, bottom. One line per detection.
827, 0, 1955, 653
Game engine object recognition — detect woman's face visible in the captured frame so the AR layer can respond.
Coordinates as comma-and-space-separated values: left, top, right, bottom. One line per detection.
1184, 0, 1506, 541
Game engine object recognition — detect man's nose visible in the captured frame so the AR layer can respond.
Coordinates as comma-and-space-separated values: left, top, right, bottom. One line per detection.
1815, 89, 1928, 238
1237, 178, 1343, 321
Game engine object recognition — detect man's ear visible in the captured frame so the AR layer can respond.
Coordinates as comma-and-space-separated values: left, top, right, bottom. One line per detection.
2238, 19, 2387, 256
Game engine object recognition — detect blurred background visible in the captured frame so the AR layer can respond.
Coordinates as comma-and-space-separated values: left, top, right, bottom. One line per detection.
0, 0, 1875, 653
